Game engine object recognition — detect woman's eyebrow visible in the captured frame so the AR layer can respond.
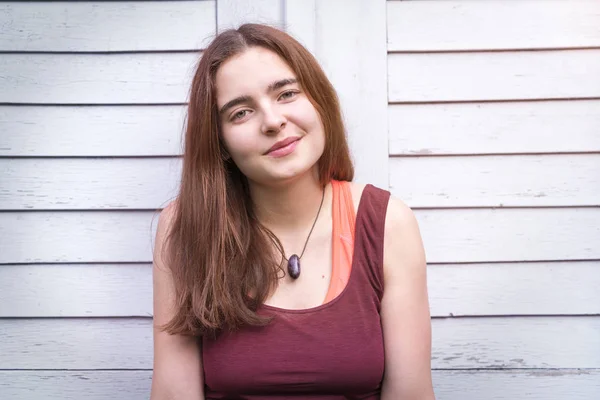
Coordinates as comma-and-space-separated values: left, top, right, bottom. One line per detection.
267, 78, 298, 92
218, 78, 298, 115
219, 95, 252, 115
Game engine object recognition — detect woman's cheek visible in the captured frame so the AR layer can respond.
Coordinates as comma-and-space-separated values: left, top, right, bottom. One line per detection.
226, 129, 258, 160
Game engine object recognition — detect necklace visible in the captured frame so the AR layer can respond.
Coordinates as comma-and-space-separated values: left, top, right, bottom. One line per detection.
276, 188, 325, 280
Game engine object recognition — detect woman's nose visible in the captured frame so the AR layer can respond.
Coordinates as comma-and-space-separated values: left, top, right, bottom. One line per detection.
260, 105, 287, 135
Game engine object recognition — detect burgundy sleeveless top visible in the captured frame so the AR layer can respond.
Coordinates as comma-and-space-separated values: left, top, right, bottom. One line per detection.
202, 184, 391, 399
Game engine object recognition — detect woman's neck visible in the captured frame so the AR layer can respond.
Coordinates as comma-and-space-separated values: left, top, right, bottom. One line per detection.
250, 170, 330, 234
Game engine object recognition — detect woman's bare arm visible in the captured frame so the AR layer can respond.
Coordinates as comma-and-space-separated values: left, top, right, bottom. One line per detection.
380, 197, 435, 400
150, 203, 205, 400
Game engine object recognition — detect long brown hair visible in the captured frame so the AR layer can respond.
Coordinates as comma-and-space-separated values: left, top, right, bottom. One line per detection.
158, 24, 354, 336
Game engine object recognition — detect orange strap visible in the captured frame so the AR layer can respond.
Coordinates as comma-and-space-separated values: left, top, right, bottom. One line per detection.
324, 180, 356, 303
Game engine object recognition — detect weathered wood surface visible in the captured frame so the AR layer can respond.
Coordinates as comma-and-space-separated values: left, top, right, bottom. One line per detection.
1, 158, 182, 210
5, 155, 597, 209
0, 105, 186, 156
286, 0, 389, 188
0, 369, 598, 400
390, 154, 600, 207
388, 50, 600, 102
1, 317, 598, 369
0, 211, 160, 263
0, 53, 199, 104
216, 0, 282, 31
388, 100, 600, 155
416, 208, 600, 263
1, 261, 598, 318
1, 208, 598, 263
387, 0, 600, 51
0, 1, 216, 51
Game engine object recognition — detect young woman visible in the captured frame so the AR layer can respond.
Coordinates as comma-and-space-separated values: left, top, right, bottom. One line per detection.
150, 24, 435, 400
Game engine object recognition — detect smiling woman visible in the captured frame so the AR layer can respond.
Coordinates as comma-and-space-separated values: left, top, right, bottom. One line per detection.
216, 48, 326, 184
150, 23, 435, 400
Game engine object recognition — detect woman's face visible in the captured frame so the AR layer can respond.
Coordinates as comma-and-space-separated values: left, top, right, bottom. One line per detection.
215, 47, 325, 186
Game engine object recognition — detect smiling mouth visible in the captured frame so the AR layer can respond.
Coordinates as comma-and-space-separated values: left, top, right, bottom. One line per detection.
266, 137, 301, 157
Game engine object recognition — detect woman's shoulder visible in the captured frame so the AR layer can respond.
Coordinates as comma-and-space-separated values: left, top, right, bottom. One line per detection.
346, 181, 411, 213
154, 200, 180, 259
346, 181, 417, 236
158, 199, 180, 228
346, 181, 367, 214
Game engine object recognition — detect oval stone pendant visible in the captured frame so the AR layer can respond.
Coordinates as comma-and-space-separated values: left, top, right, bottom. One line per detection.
287, 254, 301, 279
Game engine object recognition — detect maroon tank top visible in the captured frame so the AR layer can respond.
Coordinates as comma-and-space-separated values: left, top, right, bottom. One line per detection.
202, 184, 391, 399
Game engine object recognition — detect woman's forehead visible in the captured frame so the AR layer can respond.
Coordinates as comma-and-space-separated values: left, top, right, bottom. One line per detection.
216, 48, 296, 97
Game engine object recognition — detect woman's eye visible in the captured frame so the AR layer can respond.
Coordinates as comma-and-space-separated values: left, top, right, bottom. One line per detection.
232, 110, 249, 121
279, 90, 297, 100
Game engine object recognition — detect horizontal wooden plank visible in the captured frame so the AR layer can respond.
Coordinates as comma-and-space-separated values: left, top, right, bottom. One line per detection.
388, 50, 600, 102
428, 262, 600, 317
0, 371, 152, 400
1, 158, 182, 210
1, 317, 598, 369
0, 106, 185, 156
1, 208, 598, 264
387, 0, 600, 51
417, 208, 600, 263
217, 0, 282, 31
2, 262, 598, 318
388, 100, 600, 155
4, 100, 598, 157
0, 264, 152, 318
0, 211, 160, 263
390, 154, 600, 207
28, 155, 592, 209
0, 53, 198, 104
1, 369, 599, 400
0, 1, 215, 51
430, 317, 600, 369
0, 319, 152, 369
432, 369, 600, 400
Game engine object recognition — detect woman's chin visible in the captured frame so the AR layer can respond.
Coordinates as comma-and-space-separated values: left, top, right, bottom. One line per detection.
252, 164, 318, 187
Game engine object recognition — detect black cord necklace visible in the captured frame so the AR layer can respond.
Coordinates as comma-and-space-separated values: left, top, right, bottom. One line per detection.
277, 188, 326, 280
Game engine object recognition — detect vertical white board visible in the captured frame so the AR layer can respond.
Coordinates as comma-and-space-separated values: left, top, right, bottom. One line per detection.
217, 0, 283, 31
286, 0, 389, 188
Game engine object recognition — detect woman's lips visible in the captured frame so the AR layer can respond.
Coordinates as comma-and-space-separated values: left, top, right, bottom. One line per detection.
266, 137, 300, 158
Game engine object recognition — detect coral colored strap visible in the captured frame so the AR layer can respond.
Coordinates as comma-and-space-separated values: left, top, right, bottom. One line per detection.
324, 180, 356, 303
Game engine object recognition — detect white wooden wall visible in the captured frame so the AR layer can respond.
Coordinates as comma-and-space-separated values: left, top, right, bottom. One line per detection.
1, 1, 599, 399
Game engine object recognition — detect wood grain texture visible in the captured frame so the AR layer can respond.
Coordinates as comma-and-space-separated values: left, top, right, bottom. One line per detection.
2, 208, 598, 264
388, 100, 600, 155
0, 369, 599, 400
387, 0, 600, 51
428, 262, 600, 317
388, 50, 600, 102
1, 158, 182, 210
1, 317, 598, 369
416, 208, 600, 263
0, 53, 198, 104
390, 154, 600, 207
2, 261, 598, 318
430, 317, 600, 369
0, 319, 152, 369
0, 211, 160, 263
216, 0, 282, 31
0, 264, 153, 318
286, 0, 389, 188
432, 369, 600, 400
284, 0, 317, 54
5, 100, 598, 157
0, 371, 153, 400
0, 1, 216, 51
0, 105, 186, 156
